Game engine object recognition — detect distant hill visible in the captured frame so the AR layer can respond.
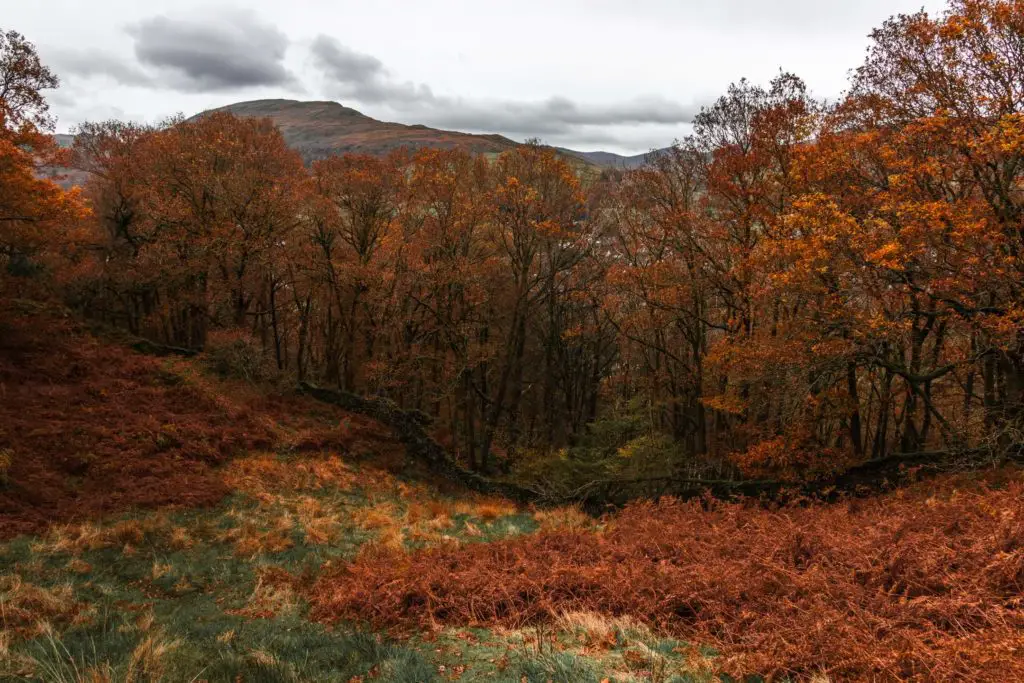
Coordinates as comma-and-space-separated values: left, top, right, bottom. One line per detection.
556, 147, 671, 170
44, 134, 88, 189
192, 99, 523, 163
195, 100, 662, 170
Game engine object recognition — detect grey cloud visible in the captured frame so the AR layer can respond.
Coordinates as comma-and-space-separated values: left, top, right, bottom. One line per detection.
421, 97, 699, 137
311, 35, 699, 139
310, 37, 385, 88
128, 11, 298, 92
45, 82, 130, 130
47, 48, 153, 87
310, 35, 433, 105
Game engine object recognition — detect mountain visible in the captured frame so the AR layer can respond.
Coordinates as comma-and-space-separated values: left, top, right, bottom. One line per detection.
195, 100, 661, 169
555, 147, 670, 169
192, 99, 523, 162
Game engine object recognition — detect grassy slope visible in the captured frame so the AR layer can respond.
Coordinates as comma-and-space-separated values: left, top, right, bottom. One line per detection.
0, 455, 709, 682
0, 307, 711, 682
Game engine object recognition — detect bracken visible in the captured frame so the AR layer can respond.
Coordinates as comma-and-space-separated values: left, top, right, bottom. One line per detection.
309, 475, 1024, 681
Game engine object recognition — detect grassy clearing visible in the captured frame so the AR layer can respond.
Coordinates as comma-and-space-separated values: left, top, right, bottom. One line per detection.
0, 451, 687, 682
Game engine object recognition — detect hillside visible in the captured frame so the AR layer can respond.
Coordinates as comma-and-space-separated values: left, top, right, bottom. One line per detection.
0, 303, 714, 680
2, 303, 1022, 681
193, 99, 523, 163
12, 0, 1024, 677
555, 147, 669, 169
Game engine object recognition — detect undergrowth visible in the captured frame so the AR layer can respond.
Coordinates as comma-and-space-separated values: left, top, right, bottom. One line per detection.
0, 450, 621, 682
0, 305, 400, 539
310, 473, 1024, 681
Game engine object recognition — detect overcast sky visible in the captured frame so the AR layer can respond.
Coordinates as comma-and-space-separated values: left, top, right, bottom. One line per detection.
9, 0, 946, 154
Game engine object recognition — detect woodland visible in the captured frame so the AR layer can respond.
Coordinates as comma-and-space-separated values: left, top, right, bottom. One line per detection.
1, 1, 1023, 681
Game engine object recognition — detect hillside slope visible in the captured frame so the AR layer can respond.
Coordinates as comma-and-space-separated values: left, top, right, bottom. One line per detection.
2, 303, 1022, 681
0, 301, 399, 538
555, 146, 669, 169
194, 99, 522, 163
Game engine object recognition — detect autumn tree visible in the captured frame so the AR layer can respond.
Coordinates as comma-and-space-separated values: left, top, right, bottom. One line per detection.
844, 0, 1024, 455
605, 145, 713, 458
307, 151, 407, 390
467, 143, 592, 471
601, 75, 827, 479
0, 29, 85, 288
398, 148, 496, 461
76, 113, 306, 350
711, 0, 1024, 478
0, 28, 58, 130
66, 120, 157, 331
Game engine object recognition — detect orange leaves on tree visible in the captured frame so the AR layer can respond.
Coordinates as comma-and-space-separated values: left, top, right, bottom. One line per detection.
0, 29, 87, 289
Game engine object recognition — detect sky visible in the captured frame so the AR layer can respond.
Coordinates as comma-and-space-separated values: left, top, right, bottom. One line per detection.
8, 0, 948, 155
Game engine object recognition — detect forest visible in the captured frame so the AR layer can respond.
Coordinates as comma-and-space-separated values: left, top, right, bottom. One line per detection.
1, 0, 1023, 681
51, 1, 1024, 491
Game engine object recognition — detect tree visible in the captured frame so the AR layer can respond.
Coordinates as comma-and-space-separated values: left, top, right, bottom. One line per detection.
0, 29, 58, 130
0, 28, 85, 287
57, 0, 1024, 489
723, 0, 1024, 476
76, 113, 307, 349
308, 151, 407, 390
461, 143, 590, 471
846, 0, 1024, 449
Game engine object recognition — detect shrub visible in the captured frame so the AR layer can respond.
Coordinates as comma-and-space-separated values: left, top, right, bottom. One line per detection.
512, 424, 690, 503
203, 329, 274, 383
0, 312, 274, 538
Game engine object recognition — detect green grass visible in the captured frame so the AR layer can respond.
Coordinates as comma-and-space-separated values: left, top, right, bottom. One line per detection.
0, 453, 718, 682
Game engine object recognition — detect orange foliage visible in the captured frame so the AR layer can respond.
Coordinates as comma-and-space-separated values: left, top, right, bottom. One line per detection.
602, 1, 1024, 478
310, 476, 1024, 680
5, 0, 1024, 487
0, 304, 385, 539
0, 29, 87, 297
0, 306, 272, 538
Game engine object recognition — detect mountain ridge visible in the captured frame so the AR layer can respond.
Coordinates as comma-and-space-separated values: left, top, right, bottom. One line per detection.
192, 99, 670, 167
53, 99, 672, 180
555, 147, 668, 169
190, 99, 522, 162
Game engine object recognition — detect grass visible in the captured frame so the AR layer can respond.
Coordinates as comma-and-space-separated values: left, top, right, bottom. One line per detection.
0, 450, 711, 682
416, 621, 717, 683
